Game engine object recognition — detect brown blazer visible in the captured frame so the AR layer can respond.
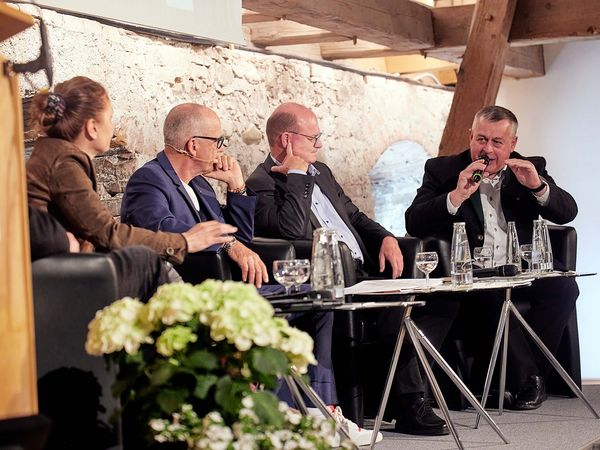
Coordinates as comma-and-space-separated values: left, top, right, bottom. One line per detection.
27, 137, 187, 264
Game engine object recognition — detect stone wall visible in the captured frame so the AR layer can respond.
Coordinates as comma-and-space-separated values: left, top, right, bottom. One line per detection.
2, 5, 452, 219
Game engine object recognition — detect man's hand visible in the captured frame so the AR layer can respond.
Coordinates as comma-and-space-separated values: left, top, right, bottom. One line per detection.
448, 159, 489, 208
204, 154, 245, 191
226, 242, 269, 288
506, 158, 544, 190
379, 236, 404, 279
183, 221, 237, 253
271, 140, 309, 174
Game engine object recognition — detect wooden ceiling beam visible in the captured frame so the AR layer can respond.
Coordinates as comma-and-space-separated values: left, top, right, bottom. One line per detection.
242, 13, 280, 24
428, 44, 545, 78
242, 0, 435, 50
439, 0, 517, 156
433, 0, 600, 48
248, 21, 351, 47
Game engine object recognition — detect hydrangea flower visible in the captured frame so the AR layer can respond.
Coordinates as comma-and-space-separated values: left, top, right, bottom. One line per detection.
85, 297, 153, 355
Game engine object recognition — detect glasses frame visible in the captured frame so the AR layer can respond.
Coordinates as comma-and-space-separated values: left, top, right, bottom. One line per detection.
190, 135, 227, 149
286, 130, 322, 147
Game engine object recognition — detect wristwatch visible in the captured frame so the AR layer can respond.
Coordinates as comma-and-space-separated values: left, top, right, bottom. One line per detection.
221, 236, 237, 253
529, 180, 547, 193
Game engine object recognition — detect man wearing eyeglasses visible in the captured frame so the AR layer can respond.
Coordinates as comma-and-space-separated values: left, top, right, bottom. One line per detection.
246, 102, 450, 437
121, 103, 269, 288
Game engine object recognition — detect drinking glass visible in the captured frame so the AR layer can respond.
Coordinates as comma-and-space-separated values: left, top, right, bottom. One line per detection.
415, 251, 438, 286
273, 259, 311, 295
273, 260, 297, 295
473, 246, 494, 269
290, 259, 310, 292
520, 244, 533, 273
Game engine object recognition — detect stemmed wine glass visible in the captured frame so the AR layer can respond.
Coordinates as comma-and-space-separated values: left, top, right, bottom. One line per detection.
520, 244, 533, 273
273, 259, 310, 295
415, 251, 438, 286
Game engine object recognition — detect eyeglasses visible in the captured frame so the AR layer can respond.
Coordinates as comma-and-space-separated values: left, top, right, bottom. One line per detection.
286, 131, 322, 147
190, 135, 227, 149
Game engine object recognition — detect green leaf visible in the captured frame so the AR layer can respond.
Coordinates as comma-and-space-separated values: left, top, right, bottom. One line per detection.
250, 347, 289, 375
215, 376, 247, 415
193, 374, 218, 399
186, 350, 219, 370
156, 388, 189, 414
149, 362, 176, 386
251, 391, 284, 427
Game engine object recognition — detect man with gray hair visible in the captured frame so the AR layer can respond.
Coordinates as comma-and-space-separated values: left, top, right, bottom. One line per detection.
121, 103, 269, 287
405, 105, 579, 410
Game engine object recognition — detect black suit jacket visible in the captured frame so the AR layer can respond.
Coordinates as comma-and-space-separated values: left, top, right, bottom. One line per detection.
246, 155, 393, 272
404, 149, 577, 265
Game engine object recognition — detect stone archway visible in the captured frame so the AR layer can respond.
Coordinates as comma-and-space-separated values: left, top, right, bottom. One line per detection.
369, 140, 429, 236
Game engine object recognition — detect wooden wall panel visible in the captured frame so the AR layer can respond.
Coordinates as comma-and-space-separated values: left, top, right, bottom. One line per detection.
0, 4, 37, 419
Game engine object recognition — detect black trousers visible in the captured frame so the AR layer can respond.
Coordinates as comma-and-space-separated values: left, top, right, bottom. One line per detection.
108, 246, 170, 302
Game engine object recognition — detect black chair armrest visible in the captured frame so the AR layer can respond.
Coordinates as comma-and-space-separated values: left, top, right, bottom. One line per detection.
548, 225, 577, 271
291, 239, 314, 260
242, 237, 296, 283
176, 251, 232, 284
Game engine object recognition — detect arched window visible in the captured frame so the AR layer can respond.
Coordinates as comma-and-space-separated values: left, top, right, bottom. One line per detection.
369, 140, 429, 236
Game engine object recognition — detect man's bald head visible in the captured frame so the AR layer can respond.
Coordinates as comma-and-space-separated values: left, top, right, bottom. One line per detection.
266, 102, 316, 149
163, 103, 220, 149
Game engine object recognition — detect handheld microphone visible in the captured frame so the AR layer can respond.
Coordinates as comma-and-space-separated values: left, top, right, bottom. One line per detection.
472, 155, 490, 183
473, 264, 519, 278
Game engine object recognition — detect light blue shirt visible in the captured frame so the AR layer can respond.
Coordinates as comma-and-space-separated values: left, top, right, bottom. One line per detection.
272, 156, 364, 262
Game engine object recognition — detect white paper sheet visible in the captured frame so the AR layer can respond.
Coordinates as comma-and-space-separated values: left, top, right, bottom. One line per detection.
344, 278, 444, 295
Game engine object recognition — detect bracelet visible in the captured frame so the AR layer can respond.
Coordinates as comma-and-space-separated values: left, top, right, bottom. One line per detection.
221, 236, 237, 253
228, 184, 247, 195
529, 182, 547, 193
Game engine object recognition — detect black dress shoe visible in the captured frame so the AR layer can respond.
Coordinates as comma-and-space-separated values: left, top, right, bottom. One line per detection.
514, 375, 547, 410
394, 397, 450, 436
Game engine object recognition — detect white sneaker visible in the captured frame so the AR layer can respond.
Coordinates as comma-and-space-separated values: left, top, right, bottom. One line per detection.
309, 406, 383, 447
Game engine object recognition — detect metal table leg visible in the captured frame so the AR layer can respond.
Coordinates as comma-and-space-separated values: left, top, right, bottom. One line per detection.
405, 318, 464, 450
508, 303, 599, 419
405, 318, 509, 444
368, 306, 412, 449
476, 293, 511, 428
288, 371, 358, 448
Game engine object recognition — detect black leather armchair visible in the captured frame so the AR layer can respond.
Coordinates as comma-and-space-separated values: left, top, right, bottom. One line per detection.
32, 253, 122, 450
176, 237, 296, 285
424, 225, 581, 409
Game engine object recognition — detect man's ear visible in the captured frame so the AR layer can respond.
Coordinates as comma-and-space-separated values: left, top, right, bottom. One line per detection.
280, 132, 289, 148
185, 138, 196, 156
511, 135, 518, 151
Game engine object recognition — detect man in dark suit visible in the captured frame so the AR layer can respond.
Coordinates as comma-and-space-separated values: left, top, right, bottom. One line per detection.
121, 103, 268, 288
246, 102, 450, 436
405, 105, 578, 410
120, 103, 377, 444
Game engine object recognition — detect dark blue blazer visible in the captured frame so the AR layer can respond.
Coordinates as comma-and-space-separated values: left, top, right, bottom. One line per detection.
121, 151, 256, 251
